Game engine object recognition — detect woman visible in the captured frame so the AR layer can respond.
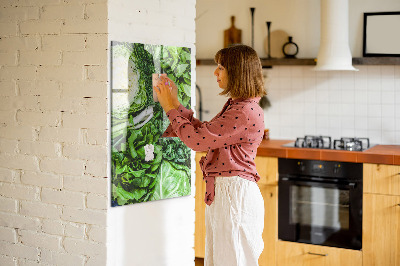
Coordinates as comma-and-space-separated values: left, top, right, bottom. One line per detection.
154, 44, 266, 266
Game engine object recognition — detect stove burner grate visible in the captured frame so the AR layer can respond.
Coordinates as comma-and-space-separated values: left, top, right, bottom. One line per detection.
333, 137, 370, 151
295, 135, 332, 149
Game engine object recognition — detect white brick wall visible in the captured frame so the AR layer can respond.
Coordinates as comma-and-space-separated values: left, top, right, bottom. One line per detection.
0, 0, 108, 265
40, 249, 85, 266
1, 0, 198, 264
0, 226, 17, 243
64, 222, 85, 239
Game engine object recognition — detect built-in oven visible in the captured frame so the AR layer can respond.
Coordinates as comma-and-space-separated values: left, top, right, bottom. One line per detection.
278, 158, 363, 250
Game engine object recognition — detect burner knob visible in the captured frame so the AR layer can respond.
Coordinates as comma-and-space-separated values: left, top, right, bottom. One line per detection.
334, 164, 341, 174
297, 161, 305, 171
334, 168, 339, 174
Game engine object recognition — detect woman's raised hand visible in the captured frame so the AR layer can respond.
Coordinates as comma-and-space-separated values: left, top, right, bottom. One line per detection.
161, 76, 180, 109
153, 75, 175, 113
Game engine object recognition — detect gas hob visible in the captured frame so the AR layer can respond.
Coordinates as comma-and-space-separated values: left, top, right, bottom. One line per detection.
282, 135, 374, 151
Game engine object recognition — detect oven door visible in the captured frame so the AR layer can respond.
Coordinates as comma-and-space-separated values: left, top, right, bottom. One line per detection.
278, 176, 362, 250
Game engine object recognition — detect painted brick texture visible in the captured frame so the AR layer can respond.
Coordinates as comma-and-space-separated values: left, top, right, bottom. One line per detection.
0, 0, 108, 265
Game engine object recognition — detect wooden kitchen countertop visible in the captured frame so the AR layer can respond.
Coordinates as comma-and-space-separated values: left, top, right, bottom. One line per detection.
256, 139, 400, 165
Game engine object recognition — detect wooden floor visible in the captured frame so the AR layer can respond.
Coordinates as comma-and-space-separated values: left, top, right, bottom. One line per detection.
195, 257, 204, 266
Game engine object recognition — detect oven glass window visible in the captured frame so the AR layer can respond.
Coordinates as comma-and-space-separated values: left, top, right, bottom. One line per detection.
290, 186, 349, 230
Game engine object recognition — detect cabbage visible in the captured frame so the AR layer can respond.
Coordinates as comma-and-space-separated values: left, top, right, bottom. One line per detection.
150, 160, 190, 201
112, 44, 147, 115
111, 113, 163, 206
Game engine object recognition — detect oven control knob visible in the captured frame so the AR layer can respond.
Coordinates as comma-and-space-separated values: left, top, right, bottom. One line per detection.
334, 164, 341, 174
298, 161, 305, 171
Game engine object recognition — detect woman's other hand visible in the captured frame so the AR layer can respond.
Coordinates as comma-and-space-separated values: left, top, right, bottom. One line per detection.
161, 76, 180, 109
153, 76, 175, 113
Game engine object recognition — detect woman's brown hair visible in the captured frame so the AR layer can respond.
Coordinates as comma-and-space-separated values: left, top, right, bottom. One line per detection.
214, 44, 266, 99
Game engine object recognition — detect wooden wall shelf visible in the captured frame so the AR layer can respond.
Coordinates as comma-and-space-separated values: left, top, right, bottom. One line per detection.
196, 57, 400, 67
352, 57, 400, 65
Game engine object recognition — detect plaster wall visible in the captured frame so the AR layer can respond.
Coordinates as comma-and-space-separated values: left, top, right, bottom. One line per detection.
107, 1, 196, 266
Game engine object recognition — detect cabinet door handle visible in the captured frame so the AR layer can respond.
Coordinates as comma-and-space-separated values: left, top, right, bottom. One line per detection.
307, 252, 328, 256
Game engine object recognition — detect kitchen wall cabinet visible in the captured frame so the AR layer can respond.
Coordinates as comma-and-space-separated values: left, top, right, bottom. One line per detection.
276, 241, 362, 266
363, 163, 400, 266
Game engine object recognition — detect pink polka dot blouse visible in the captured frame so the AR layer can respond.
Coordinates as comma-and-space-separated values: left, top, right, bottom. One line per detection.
162, 97, 265, 205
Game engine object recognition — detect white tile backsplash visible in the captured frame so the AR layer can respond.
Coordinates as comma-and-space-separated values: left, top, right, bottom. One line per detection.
396, 89, 400, 104
329, 103, 341, 116
382, 90, 395, 104
342, 116, 355, 129
367, 91, 381, 105
355, 117, 368, 130
395, 118, 400, 131
382, 105, 395, 118
368, 130, 382, 143
316, 103, 330, 116
382, 78, 395, 91
382, 117, 396, 131
196, 65, 400, 144
396, 105, 400, 118
395, 66, 400, 78
381, 66, 395, 77
355, 104, 368, 117
341, 89, 355, 104
316, 116, 330, 129
354, 88, 368, 104
367, 104, 382, 118
279, 77, 291, 89
329, 88, 342, 103
304, 102, 316, 115
292, 77, 305, 90
383, 131, 396, 144
341, 104, 355, 116
316, 89, 330, 103
368, 117, 382, 131
367, 77, 381, 91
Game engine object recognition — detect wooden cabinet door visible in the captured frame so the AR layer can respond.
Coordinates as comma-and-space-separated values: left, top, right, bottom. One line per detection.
255, 156, 278, 186
195, 152, 207, 258
363, 193, 400, 266
258, 185, 278, 266
364, 164, 400, 196
276, 241, 362, 266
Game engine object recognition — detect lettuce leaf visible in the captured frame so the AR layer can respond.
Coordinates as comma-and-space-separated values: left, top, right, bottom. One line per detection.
150, 160, 190, 201
160, 46, 191, 109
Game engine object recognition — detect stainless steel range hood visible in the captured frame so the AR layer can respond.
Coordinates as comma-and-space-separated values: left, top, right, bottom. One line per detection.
314, 0, 358, 71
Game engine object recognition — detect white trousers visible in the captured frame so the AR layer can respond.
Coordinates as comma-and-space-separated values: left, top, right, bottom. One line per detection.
205, 176, 264, 266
